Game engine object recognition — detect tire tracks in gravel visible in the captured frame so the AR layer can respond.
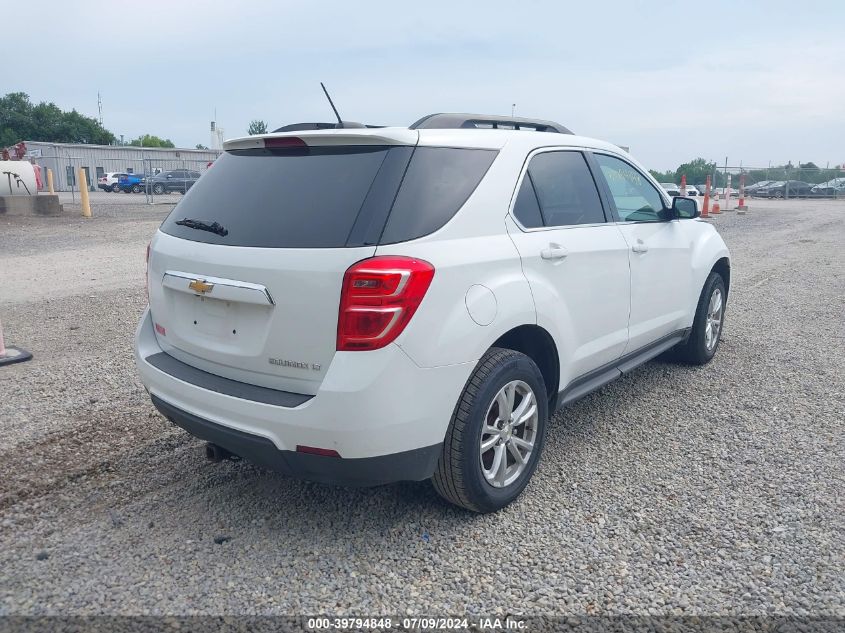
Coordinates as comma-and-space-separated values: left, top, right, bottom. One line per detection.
0, 405, 179, 513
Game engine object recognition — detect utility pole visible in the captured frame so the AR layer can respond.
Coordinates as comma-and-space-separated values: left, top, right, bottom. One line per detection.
97, 92, 103, 127
511, 103, 516, 117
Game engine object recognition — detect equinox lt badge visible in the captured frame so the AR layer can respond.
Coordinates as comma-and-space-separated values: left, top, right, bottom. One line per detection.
269, 358, 321, 371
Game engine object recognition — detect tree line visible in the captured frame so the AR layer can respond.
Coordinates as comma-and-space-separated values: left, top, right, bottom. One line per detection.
1, 92, 276, 150
0, 92, 180, 149
649, 157, 844, 187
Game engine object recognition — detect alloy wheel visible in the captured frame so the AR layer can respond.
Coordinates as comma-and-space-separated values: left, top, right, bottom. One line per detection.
704, 288, 723, 351
480, 380, 539, 488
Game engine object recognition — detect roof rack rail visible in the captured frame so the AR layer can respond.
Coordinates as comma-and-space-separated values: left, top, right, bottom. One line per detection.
410, 113, 572, 134
272, 122, 384, 133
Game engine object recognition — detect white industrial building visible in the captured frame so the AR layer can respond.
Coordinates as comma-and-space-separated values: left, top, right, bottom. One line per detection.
23, 141, 222, 191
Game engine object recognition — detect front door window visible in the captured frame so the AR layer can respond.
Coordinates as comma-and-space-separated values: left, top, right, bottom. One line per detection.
593, 154, 666, 222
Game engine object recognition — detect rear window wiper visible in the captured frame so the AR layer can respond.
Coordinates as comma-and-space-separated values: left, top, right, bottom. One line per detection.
175, 218, 229, 236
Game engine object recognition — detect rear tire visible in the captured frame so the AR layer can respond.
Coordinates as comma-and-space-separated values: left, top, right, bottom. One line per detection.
672, 272, 726, 365
432, 347, 548, 513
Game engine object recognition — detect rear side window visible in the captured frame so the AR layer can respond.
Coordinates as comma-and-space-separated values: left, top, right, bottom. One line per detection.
160, 147, 395, 248
379, 148, 497, 244
513, 176, 543, 228
520, 151, 606, 227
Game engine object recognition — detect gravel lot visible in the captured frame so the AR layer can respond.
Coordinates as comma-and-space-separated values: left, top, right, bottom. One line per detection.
0, 198, 842, 617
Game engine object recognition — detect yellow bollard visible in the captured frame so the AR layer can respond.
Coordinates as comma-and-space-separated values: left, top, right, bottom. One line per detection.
78, 167, 92, 218
47, 168, 54, 194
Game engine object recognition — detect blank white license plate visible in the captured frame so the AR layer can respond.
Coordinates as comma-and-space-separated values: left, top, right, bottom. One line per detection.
191, 296, 237, 337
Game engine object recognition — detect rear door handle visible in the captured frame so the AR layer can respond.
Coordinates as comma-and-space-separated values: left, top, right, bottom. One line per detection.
540, 243, 568, 260
631, 240, 649, 254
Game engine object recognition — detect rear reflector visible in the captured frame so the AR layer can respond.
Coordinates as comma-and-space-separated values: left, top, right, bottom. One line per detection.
145, 242, 151, 303
264, 136, 307, 149
337, 256, 435, 351
296, 445, 341, 457
154, 323, 166, 336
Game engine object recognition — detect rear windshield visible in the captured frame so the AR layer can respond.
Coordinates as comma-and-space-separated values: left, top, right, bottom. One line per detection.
161, 147, 392, 248
160, 144, 497, 248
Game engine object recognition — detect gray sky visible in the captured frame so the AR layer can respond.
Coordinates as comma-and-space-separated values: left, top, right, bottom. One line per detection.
6, 0, 844, 170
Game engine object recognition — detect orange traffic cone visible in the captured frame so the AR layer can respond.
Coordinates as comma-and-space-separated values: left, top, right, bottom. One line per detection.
712, 202, 721, 215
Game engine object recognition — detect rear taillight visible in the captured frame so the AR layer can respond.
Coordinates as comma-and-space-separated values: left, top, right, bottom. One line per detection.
337, 256, 435, 351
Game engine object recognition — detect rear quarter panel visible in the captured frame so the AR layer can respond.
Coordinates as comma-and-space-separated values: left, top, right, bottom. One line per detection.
375, 144, 537, 368
379, 234, 536, 368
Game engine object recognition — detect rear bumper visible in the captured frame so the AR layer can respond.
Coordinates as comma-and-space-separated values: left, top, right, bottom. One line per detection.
135, 308, 474, 483
151, 395, 441, 486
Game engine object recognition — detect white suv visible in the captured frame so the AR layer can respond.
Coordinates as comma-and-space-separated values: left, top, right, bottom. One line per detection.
135, 113, 730, 512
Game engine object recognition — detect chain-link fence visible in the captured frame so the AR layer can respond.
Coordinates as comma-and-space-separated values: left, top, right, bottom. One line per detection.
736, 166, 843, 199
678, 165, 845, 200
28, 150, 220, 203
139, 157, 215, 204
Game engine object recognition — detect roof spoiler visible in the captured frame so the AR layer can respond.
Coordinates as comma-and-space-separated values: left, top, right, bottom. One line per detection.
410, 113, 572, 134
224, 128, 418, 151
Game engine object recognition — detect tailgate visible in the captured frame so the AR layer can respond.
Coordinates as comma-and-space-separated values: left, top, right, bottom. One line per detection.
148, 233, 375, 395
146, 133, 418, 396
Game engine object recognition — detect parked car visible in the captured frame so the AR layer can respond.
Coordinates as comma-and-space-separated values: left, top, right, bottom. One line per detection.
683, 184, 700, 196
98, 172, 127, 192
136, 113, 730, 512
745, 180, 775, 195
763, 180, 812, 198
660, 182, 681, 196
752, 181, 781, 196
745, 180, 770, 191
146, 169, 202, 195
713, 187, 740, 198
810, 178, 845, 198
117, 173, 146, 193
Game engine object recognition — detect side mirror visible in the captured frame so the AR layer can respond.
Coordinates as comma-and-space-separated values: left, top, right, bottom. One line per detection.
672, 196, 699, 219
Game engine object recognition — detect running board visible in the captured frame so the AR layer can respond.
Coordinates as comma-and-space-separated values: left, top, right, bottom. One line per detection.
556, 329, 689, 409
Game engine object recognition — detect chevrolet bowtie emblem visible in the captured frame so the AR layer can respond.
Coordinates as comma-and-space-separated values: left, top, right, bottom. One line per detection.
189, 279, 214, 294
